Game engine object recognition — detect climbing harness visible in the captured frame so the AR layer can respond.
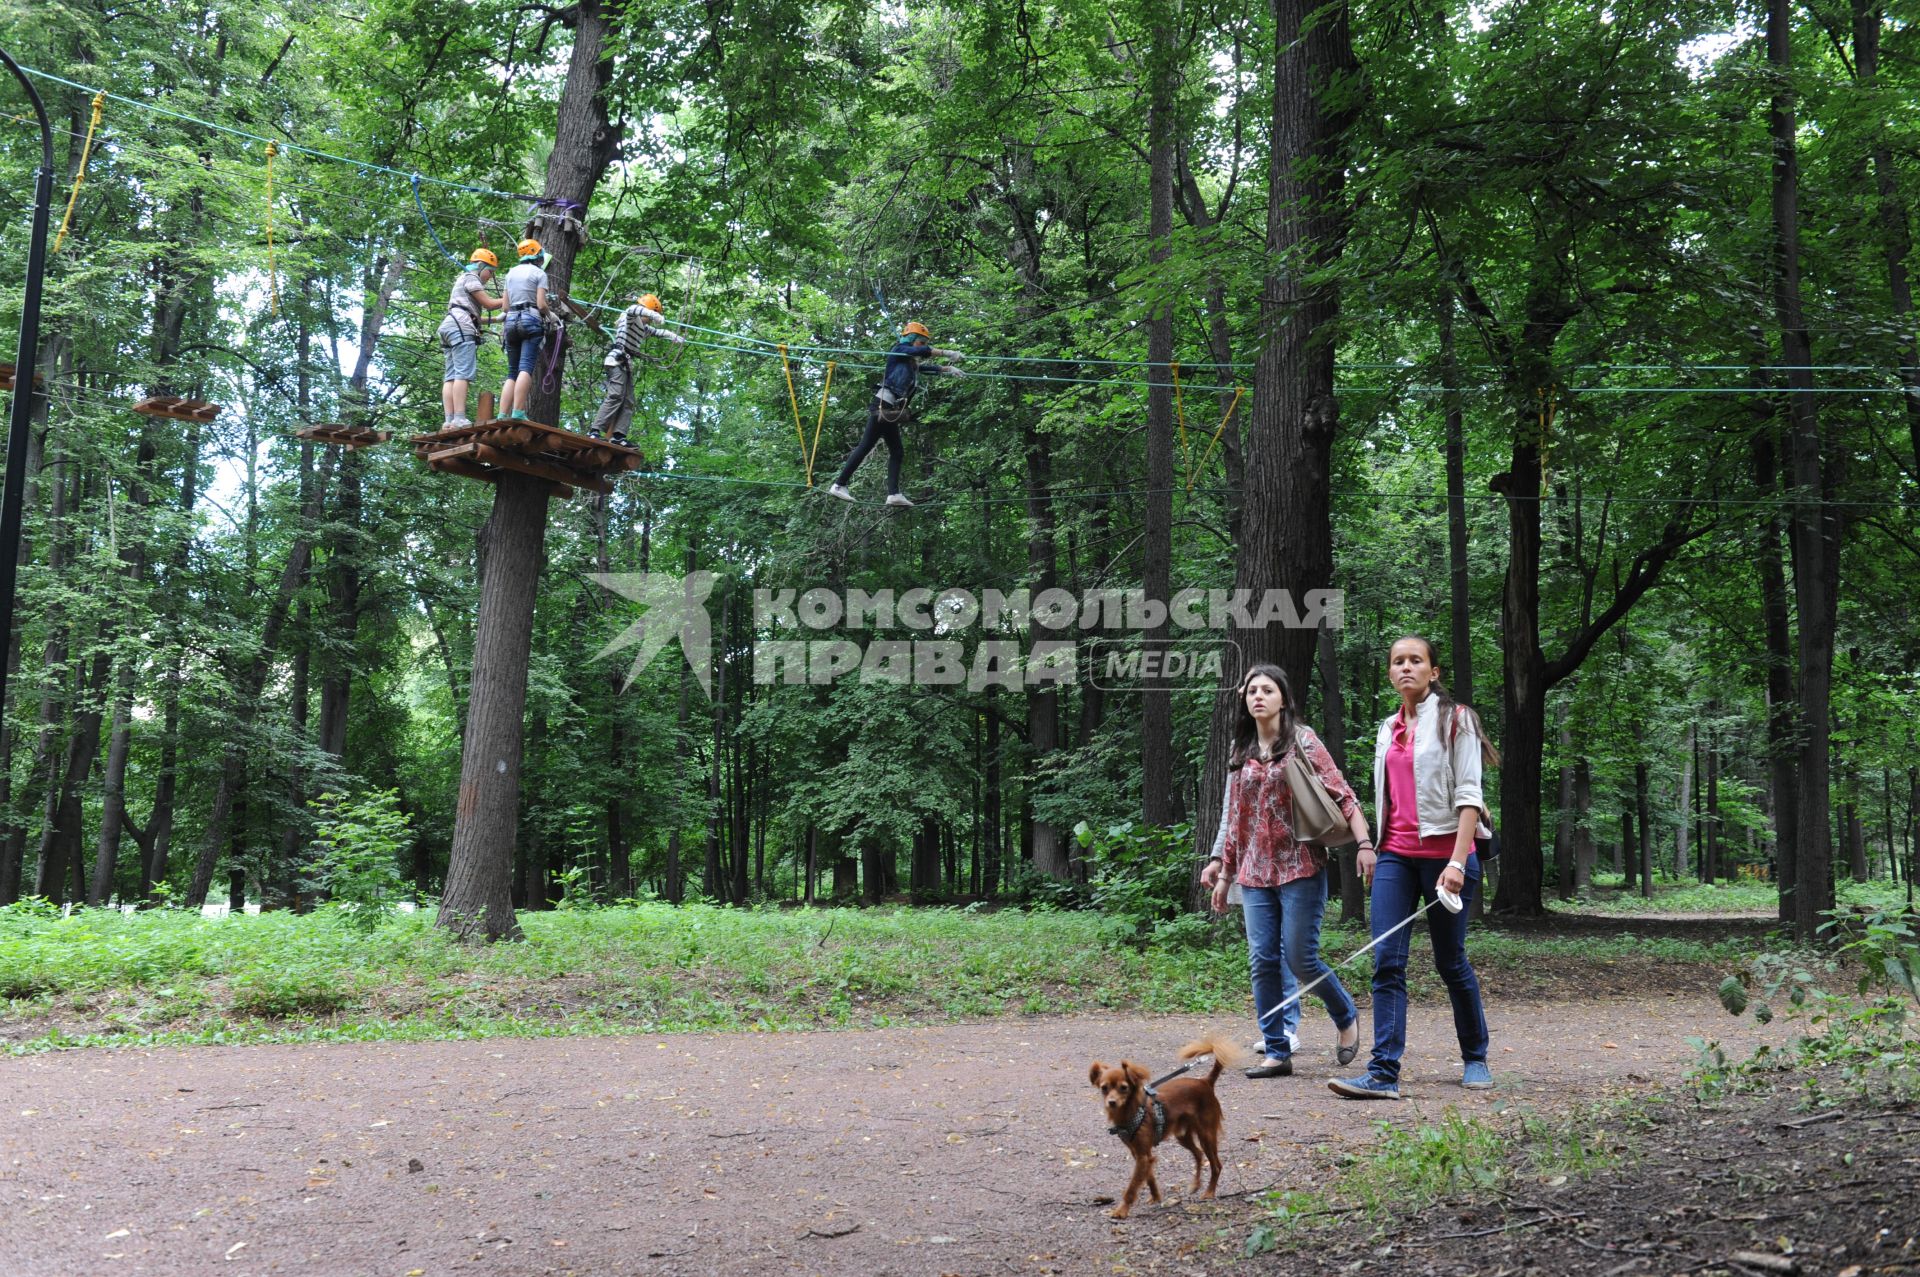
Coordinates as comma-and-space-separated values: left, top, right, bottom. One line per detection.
778, 344, 837, 486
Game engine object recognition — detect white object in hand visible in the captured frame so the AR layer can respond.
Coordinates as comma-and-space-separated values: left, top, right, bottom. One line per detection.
1435, 885, 1464, 914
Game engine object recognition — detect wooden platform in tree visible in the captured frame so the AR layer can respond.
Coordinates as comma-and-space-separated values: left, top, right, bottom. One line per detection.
410, 418, 644, 501
294, 422, 390, 449
132, 395, 222, 422
0, 363, 43, 392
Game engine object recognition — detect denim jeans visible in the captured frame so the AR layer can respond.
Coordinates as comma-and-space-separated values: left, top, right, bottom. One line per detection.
1241, 867, 1357, 1060
503, 311, 546, 378
1365, 850, 1489, 1084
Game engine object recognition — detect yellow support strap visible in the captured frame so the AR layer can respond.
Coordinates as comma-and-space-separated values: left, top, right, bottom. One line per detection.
779, 343, 811, 482
1188, 386, 1244, 492
805, 360, 835, 485
53, 93, 105, 254
264, 143, 280, 315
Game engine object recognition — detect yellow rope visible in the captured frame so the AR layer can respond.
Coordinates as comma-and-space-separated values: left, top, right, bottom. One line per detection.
805, 360, 836, 486
53, 93, 105, 254
265, 142, 279, 315
779, 343, 810, 480
1188, 386, 1244, 492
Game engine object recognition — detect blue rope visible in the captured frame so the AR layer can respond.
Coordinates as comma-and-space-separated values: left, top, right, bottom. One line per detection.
412, 174, 461, 265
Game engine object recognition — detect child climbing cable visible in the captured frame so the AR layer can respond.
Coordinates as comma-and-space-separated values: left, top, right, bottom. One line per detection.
827, 321, 964, 508
438, 248, 504, 427
588, 293, 684, 447
499, 239, 550, 421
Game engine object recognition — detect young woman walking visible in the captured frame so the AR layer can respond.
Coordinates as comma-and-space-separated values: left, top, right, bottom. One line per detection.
1330, 635, 1499, 1100
1204, 663, 1372, 1078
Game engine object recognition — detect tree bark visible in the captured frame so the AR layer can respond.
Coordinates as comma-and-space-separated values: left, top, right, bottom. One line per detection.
438, 0, 620, 937
1440, 288, 1474, 705
1675, 722, 1694, 879
1140, 4, 1177, 828
1770, 0, 1841, 942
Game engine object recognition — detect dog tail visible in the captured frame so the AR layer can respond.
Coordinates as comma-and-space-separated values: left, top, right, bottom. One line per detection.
1179, 1034, 1251, 1082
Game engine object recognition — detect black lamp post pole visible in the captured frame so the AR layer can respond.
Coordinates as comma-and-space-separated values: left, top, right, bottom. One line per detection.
0, 48, 54, 736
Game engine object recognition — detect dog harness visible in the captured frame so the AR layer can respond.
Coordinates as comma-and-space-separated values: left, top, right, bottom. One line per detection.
1108, 1059, 1204, 1142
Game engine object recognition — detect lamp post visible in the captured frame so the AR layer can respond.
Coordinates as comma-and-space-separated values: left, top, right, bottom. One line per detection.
0, 48, 54, 736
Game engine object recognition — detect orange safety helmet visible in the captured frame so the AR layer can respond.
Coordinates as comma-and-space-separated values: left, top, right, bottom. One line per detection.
638, 293, 663, 314
516, 238, 543, 261
469, 247, 499, 269
901, 321, 931, 340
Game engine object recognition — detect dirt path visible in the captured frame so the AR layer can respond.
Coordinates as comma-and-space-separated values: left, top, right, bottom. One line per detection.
1, 995, 1777, 1277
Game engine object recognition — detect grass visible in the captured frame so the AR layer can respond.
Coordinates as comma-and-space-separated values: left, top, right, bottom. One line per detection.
1249, 1101, 1636, 1254
0, 899, 1763, 1055
1555, 874, 1911, 917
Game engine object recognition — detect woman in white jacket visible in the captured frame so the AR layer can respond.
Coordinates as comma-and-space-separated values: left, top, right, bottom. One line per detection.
1330, 636, 1499, 1100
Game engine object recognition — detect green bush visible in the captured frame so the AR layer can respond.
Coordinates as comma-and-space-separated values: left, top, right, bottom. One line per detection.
228, 964, 361, 1018
308, 789, 413, 933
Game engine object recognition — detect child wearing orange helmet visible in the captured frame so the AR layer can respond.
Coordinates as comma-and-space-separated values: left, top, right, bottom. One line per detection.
439, 248, 505, 426
826, 321, 963, 507
499, 239, 551, 420
587, 292, 685, 448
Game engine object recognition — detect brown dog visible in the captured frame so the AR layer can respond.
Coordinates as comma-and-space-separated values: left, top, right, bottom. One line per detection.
1088, 1034, 1250, 1218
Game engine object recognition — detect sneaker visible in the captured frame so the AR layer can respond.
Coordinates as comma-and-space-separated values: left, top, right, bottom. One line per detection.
509, 409, 529, 420
447, 414, 472, 428
1243, 1057, 1292, 1079
1328, 1074, 1400, 1101
587, 428, 603, 440
826, 483, 855, 502
611, 432, 633, 448
885, 492, 915, 508
1461, 1061, 1494, 1090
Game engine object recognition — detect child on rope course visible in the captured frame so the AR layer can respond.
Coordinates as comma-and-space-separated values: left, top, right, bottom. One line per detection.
588, 292, 684, 447
439, 248, 504, 426
499, 238, 551, 421
827, 320, 964, 508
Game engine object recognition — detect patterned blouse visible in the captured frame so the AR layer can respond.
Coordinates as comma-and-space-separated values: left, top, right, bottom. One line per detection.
1220, 725, 1362, 889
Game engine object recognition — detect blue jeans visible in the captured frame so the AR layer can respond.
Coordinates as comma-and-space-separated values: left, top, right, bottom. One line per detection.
1242, 867, 1357, 1059
1365, 851, 1489, 1084
503, 311, 545, 378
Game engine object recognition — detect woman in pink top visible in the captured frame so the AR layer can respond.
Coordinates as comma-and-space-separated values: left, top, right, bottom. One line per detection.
1205, 663, 1375, 1079
1330, 636, 1500, 1101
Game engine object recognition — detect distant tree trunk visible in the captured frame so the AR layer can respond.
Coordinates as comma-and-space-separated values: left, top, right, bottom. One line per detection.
984, 692, 1004, 897
1848, 804, 1868, 881
1769, 0, 1841, 943
1140, 6, 1177, 828
1753, 426, 1799, 922
1318, 620, 1363, 924
1619, 805, 1635, 887
1636, 761, 1654, 899
1705, 726, 1721, 883
1675, 723, 1694, 878
1554, 719, 1576, 901
1573, 758, 1595, 895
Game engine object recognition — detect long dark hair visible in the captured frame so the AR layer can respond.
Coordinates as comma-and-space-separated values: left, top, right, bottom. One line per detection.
1228, 663, 1302, 770
1394, 635, 1501, 768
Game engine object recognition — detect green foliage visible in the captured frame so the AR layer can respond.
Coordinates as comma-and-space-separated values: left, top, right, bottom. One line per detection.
308, 791, 414, 934
1705, 906, 1920, 1104
1258, 1105, 1621, 1248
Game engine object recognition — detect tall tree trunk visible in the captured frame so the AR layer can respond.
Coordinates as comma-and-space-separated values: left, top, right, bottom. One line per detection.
1554, 719, 1577, 901
1770, 0, 1840, 942
1440, 288, 1473, 704
1705, 726, 1721, 883
1140, 4, 1177, 828
1850, 2, 1920, 472
1573, 757, 1595, 895
1318, 620, 1363, 923
1753, 426, 1799, 922
438, 1, 620, 939
1238, 0, 1356, 697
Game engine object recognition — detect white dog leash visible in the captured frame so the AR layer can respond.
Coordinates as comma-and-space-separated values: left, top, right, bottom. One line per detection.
1268, 884, 1464, 1018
